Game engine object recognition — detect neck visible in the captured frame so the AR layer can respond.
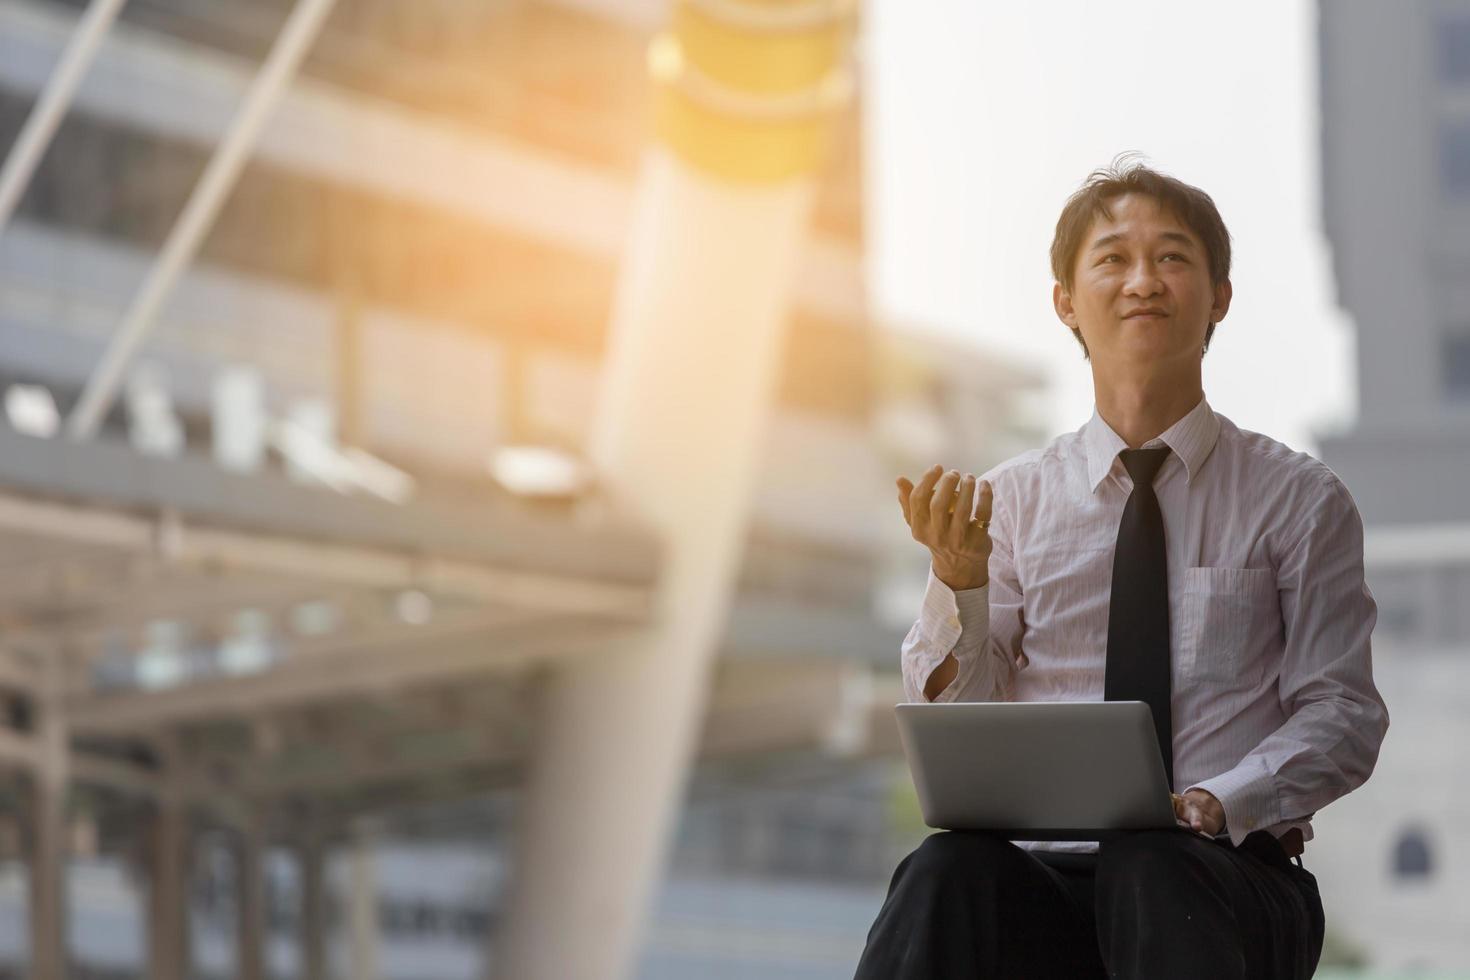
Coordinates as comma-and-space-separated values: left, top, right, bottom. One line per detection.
1092, 367, 1203, 450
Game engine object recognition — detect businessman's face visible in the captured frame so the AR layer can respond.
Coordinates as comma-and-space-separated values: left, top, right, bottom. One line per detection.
1053, 193, 1231, 375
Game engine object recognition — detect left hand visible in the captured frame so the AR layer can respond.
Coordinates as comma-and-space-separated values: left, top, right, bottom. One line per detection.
1172, 789, 1225, 836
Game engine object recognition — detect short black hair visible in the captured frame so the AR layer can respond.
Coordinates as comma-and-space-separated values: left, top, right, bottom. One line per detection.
1050, 154, 1232, 359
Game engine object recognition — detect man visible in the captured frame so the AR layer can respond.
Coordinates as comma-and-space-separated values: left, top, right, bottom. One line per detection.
855, 160, 1388, 979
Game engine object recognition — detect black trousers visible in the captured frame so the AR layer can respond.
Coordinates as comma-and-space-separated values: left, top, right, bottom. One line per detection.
855, 828, 1325, 979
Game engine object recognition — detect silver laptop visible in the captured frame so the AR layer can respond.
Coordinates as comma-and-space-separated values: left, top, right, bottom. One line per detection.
895, 701, 1176, 839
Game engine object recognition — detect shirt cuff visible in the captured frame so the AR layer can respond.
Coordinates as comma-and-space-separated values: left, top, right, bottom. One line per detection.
914, 567, 989, 701
1185, 759, 1280, 848
953, 579, 990, 634
920, 565, 988, 637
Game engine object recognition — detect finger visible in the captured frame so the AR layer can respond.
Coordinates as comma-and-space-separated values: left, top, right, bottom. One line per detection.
896, 477, 914, 526
916, 463, 943, 492
928, 470, 962, 536
1171, 795, 1196, 828
1173, 795, 1206, 833
948, 474, 977, 548
963, 482, 994, 552
908, 465, 943, 535
975, 479, 994, 525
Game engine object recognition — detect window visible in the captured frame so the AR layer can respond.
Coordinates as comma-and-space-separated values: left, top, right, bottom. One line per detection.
1444, 331, 1470, 400
1439, 125, 1470, 197
1439, 15, 1470, 84
1391, 825, 1435, 880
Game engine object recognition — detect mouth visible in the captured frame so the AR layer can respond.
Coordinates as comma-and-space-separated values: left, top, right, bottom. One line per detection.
1123, 310, 1169, 320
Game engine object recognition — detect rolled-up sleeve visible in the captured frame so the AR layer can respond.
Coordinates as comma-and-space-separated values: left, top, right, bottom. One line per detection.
1186, 475, 1389, 845
901, 484, 1026, 703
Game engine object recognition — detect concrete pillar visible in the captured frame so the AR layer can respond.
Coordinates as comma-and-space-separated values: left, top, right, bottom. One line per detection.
498, 4, 855, 978
299, 830, 327, 980
28, 655, 68, 980
27, 777, 66, 980
237, 809, 266, 980
347, 828, 379, 980
147, 797, 190, 980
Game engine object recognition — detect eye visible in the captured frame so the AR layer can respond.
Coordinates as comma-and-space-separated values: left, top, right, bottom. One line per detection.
1098, 253, 1123, 264
1161, 252, 1187, 262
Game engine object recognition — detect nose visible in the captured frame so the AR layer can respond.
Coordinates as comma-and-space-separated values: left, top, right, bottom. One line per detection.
1122, 259, 1164, 299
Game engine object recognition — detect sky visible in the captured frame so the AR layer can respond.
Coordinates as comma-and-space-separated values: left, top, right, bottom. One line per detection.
866, 0, 1356, 457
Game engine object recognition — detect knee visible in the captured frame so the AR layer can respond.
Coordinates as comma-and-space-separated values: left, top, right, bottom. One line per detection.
1096, 830, 1213, 896
902, 831, 1031, 889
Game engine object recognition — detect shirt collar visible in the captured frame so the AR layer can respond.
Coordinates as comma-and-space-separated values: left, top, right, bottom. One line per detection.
1083, 395, 1221, 493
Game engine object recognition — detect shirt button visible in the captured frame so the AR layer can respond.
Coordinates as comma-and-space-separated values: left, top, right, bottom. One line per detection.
1245, 818, 1257, 830
947, 616, 961, 629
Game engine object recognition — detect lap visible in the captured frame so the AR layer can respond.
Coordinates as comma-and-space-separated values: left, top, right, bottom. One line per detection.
1096, 828, 1326, 979
866, 829, 1323, 980
907, 830, 1091, 904
865, 831, 1105, 978
1098, 827, 1321, 914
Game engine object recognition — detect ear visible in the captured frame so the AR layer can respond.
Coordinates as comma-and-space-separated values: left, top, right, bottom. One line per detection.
1053, 281, 1079, 329
1210, 278, 1233, 325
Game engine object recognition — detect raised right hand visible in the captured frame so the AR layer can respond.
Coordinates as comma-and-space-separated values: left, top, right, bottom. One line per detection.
896, 464, 993, 591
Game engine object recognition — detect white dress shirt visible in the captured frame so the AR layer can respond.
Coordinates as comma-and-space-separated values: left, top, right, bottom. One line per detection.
903, 396, 1389, 853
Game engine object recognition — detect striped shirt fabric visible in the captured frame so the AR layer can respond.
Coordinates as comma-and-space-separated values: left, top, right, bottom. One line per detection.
904, 395, 1389, 854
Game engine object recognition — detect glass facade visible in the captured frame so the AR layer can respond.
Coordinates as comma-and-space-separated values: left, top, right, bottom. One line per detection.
1437, 122, 1470, 196
1443, 329, 1470, 399
1437, 12, 1470, 84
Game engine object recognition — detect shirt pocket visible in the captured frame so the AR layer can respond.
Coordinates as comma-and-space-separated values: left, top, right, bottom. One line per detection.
1176, 566, 1279, 688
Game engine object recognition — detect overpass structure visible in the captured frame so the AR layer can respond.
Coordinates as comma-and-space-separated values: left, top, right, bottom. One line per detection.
0, 420, 894, 978
0, 1, 1032, 977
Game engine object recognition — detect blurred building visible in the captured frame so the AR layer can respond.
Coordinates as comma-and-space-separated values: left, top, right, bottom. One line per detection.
1314, 0, 1470, 970
0, 1, 1040, 977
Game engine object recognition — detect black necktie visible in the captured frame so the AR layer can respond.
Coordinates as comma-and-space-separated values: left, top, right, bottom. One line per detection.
1104, 446, 1174, 790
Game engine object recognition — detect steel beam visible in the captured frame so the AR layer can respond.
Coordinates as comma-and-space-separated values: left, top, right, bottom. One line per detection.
0, 0, 126, 237
299, 828, 328, 980
67, 613, 645, 733
174, 526, 652, 619
237, 807, 266, 980
27, 655, 68, 980
147, 787, 190, 980
0, 492, 650, 624
347, 825, 380, 980
67, 0, 340, 440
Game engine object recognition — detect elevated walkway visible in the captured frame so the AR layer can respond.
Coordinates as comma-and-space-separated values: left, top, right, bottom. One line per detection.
0, 425, 898, 837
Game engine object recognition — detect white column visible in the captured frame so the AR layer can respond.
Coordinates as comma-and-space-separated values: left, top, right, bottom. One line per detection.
499, 3, 854, 972
347, 828, 379, 980
499, 147, 816, 978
